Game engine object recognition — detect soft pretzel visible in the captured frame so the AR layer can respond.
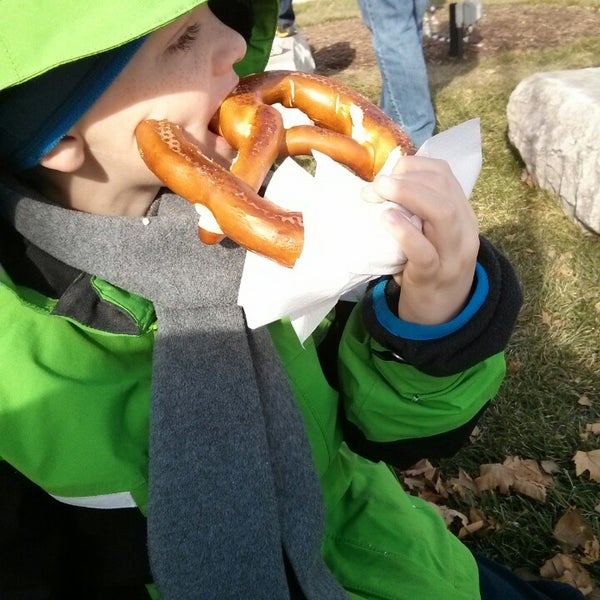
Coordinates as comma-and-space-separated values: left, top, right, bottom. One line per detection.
135, 70, 415, 268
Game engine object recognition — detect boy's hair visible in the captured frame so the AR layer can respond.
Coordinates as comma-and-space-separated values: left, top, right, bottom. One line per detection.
0, 38, 144, 171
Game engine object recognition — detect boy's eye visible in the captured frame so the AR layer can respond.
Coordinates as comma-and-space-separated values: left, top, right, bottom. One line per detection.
168, 23, 200, 53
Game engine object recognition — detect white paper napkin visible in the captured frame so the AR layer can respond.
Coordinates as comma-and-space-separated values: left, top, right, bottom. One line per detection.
237, 118, 482, 343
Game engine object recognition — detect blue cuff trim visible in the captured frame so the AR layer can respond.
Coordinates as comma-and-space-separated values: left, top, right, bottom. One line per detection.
372, 262, 489, 341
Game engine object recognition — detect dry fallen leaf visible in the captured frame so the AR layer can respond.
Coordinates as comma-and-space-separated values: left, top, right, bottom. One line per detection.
447, 469, 478, 502
457, 507, 496, 539
583, 538, 600, 565
573, 449, 600, 482
416, 488, 447, 504
402, 476, 426, 493
588, 586, 600, 600
541, 460, 561, 474
469, 425, 482, 443
432, 504, 469, 534
476, 462, 514, 494
553, 508, 597, 551
402, 459, 450, 501
539, 553, 595, 596
458, 519, 485, 538
578, 395, 593, 407
475, 456, 552, 502
430, 502, 495, 540
404, 458, 437, 480
586, 423, 600, 435
512, 479, 549, 503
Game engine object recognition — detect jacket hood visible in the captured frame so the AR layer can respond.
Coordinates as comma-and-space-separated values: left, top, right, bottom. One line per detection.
0, 0, 277, 90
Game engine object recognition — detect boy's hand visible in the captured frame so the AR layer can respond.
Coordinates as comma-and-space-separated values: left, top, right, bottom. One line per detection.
366, 156, 480, 325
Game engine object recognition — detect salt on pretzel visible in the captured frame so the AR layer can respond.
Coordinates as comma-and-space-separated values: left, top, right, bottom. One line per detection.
135, 70, 414, 268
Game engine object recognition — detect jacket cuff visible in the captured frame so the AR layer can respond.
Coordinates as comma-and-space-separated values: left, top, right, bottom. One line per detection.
370, 262, 489, 341
362, 236, 523, 376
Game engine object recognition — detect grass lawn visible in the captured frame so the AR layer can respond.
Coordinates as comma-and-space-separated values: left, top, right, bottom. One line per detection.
297, 0, 600, 589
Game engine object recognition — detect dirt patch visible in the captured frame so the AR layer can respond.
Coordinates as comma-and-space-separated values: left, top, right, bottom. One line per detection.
302, 4, 600, 74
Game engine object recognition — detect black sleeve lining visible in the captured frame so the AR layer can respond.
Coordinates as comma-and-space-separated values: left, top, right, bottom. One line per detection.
339, 401, 490, 470
0, 462, 152, 597
315, 300, 356, 391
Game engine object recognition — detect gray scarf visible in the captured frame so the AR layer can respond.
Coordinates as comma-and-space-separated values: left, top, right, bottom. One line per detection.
0, 178, 348, 600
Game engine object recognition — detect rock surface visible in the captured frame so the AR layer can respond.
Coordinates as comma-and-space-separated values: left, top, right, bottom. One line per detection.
507, 68, 600, 234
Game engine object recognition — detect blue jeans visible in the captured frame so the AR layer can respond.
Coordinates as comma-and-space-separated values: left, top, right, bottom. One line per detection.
278, 0, 295, 28
357, 0, 435, 147
475, 553, 586, 600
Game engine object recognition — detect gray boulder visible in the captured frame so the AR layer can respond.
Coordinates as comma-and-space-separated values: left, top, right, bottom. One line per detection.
507, 68, 600, 234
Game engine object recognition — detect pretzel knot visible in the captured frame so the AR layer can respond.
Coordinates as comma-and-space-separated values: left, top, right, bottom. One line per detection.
135, 70, 415, 268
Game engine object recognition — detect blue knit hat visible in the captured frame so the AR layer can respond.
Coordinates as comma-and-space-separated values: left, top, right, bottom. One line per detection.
0, 37, 144, 171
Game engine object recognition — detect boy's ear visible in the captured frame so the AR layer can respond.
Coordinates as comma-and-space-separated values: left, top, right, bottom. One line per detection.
39, 134, 85, 172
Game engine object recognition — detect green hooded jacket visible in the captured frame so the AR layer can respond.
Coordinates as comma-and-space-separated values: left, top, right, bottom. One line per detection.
0, 254, 505, 600
0, 2, 517, 598
0, 0, 277, 89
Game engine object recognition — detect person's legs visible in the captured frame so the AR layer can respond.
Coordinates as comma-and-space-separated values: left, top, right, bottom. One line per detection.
278, 0, 296, 31
475, 553, 587, 600
357, 0, 435, 147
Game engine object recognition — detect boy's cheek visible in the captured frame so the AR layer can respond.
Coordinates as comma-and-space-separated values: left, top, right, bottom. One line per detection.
207, 132, 238, 167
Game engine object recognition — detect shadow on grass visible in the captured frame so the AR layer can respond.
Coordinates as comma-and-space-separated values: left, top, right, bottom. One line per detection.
310, 42, 357, 75
440, 217, 600, 579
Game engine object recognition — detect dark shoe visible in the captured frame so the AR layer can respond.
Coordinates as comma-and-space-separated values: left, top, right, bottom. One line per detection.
276, 23, 297, 38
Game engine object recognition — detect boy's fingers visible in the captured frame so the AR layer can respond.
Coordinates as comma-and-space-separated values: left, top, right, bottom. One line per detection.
373, 175, 463, 229
389, 154, 448, 175
360, 184, 385, 203
381, 208, 438, 275
365, 156, 457, 206
373, 167, 476, 235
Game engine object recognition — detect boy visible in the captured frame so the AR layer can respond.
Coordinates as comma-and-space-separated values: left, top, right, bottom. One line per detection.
0, 1, 583, 599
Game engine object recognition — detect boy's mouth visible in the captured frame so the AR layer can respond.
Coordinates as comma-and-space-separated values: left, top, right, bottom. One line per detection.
206, 90, 239, 168
211, 131, 237, 167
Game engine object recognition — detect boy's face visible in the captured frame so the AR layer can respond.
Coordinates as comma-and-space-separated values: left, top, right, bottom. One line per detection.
56, 4, 247, 216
